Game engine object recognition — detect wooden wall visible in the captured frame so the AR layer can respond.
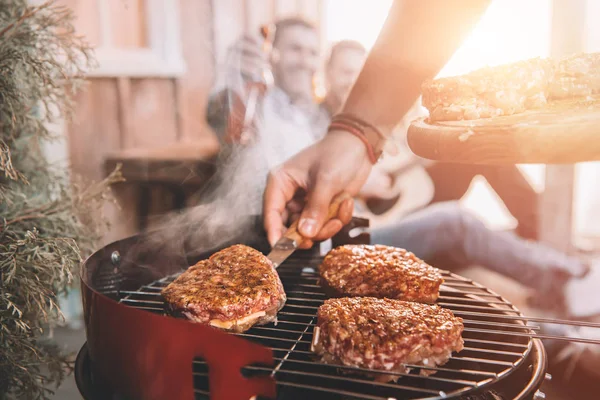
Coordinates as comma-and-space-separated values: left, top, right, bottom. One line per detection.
64, 0, 323, 243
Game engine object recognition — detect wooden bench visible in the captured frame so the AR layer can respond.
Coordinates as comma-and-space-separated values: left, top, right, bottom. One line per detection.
104, 140, 219, 232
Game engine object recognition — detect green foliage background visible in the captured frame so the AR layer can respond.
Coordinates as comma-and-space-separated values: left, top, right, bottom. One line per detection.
0, 1, 122, 398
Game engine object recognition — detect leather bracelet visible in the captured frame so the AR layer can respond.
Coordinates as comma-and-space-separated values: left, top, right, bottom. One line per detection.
334, 113, 387, 140
330, 113, 387, 161
328, 121, 378, 164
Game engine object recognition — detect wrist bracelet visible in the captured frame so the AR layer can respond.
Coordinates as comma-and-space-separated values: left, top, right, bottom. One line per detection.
329, 113, 387, 163
328, 121, 379, 164
333, 113, 387, 140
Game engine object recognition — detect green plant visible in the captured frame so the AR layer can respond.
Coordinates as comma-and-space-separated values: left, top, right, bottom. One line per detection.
0, 1, 123, 398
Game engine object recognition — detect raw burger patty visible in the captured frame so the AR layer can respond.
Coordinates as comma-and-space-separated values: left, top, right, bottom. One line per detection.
161, 244, 286, 333
319, 244, 443, 303
311, 297, 464, 380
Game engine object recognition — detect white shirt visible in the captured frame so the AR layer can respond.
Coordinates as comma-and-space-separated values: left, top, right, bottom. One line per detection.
257, 87, 329, 170
215, 87, 330, 215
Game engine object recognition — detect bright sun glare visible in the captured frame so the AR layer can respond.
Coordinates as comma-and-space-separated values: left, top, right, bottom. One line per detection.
439, 0, 552, 76
325, 0, 551, 226
325, 0, 600, 237
326, 0, 552, 75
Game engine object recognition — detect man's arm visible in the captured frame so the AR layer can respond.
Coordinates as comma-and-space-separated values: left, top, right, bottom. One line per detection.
264, 0, 492, 244
343, 0, 491, 140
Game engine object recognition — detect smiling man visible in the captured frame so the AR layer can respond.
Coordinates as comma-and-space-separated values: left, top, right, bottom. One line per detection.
321, 40, 368, 117
207, 17, 329, 149
205, 17, 330, 217
270, 19, 321, 111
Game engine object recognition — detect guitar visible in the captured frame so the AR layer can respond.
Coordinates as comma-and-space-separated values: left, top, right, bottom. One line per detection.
353, 142, 435, 228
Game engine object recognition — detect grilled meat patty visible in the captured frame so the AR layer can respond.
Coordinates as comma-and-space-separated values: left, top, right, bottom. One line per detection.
550, 52, 600, 99
422, 52, 600, 122
311, 297, 464, 380
422, 57, 553, 122
161, 244, 286, 333
319, 245, 443, 303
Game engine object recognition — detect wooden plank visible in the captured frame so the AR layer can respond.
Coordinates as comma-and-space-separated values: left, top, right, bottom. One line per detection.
406, 98, 600, 165
58, 0, 102, 47
104, 141, 218, 185
106, 141, 219, 161
97, 0, 112, 46
67, 79, 138, 243
211, 0, 246, 67
116, 77, 132, 145
275, 0, 299, 17
104, 140, 218, 230
176, 0, 219, 142
539, 0, 587, 252
62, 1, 213, 241
107, 0, 148, 48
68, 79, 121, 181
123, 78, 180, 228
123, 79, 179, 148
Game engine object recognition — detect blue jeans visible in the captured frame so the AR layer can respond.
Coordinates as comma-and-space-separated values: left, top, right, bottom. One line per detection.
370, 202, 586, 294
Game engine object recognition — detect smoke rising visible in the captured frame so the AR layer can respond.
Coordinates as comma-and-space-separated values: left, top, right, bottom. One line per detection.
119, 30, 320, 271
122, 99, 313, 271
115, 34, 284, 269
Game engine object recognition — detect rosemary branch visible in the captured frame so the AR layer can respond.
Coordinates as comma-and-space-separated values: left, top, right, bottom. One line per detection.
0, 1, 119, 398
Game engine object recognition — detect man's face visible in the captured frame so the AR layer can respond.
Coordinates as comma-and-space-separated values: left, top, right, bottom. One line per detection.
326, 47, 367, 102
270, 25, 320, 102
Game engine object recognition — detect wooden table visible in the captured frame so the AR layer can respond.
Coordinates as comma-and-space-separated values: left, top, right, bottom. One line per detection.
104, 140, 219, 231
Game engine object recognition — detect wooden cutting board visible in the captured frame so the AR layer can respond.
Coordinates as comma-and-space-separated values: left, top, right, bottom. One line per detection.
407, 96, 600, 164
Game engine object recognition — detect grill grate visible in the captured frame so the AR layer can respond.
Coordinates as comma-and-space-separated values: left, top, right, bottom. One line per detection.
117, 255, 537, 400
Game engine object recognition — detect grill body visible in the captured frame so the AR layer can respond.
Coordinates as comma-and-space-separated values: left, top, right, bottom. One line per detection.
78, 217, 547, 399
80, 233, 277, 400
75, 338, 547, 400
